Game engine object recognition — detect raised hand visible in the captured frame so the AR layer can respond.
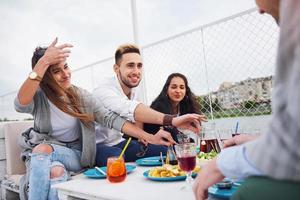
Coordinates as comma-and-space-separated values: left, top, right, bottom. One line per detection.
41, 37, 73, 66
18, 38, 74, 105
172, 114, 207, 134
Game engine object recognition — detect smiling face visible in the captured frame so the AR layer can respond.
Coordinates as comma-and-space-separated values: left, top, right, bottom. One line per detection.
167, 76, 186, 106
50, 61, 72, 90
114, 52, 143, 90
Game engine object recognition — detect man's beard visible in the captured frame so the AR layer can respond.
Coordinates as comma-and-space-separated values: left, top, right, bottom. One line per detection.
119, 73, 140, 88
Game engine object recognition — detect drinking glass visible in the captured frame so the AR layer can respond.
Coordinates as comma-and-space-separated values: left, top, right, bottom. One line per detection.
174, 143, 197, 190
166, 145, 178, 165
201, 122, 219, 153
106, 156, 126, 183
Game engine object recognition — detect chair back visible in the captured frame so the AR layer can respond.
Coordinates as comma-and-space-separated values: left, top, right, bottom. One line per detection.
3, 121, 33, 175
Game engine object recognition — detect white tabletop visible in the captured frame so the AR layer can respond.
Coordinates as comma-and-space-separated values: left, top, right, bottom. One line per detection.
53, 164, 196, 200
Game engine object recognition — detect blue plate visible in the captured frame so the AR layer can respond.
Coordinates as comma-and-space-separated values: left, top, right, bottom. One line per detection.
135, 156, 165, 166
143, 170, 197, 181
83, 164, 136, 179
208, 180, 241, 199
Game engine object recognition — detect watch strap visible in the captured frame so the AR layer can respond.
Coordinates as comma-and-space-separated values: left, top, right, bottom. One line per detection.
163, 114, 174, 126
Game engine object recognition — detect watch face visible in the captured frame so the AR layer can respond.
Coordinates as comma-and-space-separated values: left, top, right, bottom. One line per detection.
29, 72, 37, 79
29, 71, 42, 82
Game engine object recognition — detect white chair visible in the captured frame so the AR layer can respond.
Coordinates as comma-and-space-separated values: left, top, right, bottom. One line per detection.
1, 121, 33, 200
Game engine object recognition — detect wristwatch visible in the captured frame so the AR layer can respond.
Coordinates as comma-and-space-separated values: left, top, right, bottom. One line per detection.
29, 71, 42, 82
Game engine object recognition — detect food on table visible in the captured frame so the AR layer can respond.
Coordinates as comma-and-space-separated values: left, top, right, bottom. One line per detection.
148, 164, 200, 178
197, 150, 218, 161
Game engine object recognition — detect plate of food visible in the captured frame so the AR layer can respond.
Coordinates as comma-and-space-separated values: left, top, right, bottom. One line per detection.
83, 164, 136, 179
135, 156, 165, 166
143, 164, 200, 181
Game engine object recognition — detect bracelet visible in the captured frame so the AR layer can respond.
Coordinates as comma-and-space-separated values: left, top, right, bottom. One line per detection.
163, 114, 173, 126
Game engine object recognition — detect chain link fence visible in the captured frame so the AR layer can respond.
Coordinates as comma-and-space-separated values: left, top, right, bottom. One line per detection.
142, 9, 278, 134
0, 9, 279, 134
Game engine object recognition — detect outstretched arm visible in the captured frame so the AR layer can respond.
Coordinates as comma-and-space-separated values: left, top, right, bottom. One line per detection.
134, 103, 207, 133
91, 93, 175, 145
94, 84, 206, 132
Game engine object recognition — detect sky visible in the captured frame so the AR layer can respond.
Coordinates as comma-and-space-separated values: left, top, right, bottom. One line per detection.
0, 0, 256, 97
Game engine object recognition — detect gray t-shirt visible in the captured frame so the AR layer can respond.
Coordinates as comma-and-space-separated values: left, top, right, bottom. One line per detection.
48, 99, 80, 142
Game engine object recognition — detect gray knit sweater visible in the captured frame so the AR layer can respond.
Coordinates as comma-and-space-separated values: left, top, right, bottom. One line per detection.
14, 86, 126, 168
15, 86, 127, 200
246, 0, 300, 181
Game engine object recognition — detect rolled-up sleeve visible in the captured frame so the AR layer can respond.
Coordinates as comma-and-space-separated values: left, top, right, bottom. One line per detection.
14, 96, 34, 114
90, 93, 127, 132
102, 110, 127, 132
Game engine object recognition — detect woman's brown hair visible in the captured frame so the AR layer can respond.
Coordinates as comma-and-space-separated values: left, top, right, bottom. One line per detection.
32, 47, 94, 126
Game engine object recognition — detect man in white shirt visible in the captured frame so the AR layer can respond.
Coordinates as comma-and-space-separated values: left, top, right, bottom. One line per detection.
193, 0, 300, 200
94, 44, 206, 166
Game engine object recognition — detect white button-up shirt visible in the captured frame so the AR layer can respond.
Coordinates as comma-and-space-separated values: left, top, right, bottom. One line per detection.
93, 76, 144, 146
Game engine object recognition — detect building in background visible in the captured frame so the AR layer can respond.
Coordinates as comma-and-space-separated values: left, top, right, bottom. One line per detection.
213, 75, 273, 109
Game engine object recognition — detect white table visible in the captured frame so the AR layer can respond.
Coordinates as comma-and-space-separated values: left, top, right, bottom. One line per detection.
53, 164, 196, 200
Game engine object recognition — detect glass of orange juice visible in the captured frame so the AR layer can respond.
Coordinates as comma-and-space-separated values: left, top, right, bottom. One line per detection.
106, 156, 126, 183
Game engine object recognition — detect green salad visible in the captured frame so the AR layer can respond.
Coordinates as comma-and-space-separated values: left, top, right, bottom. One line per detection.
197, 150, 218, 160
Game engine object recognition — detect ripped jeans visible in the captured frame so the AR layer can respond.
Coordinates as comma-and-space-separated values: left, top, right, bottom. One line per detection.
28, 144, 82, 200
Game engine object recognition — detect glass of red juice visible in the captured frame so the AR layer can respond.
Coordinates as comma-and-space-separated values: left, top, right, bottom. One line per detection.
174, 143, 197, 190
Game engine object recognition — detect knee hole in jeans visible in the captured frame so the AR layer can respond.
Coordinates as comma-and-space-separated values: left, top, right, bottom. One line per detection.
32, 143, 54, 154
50, 166, 65, 179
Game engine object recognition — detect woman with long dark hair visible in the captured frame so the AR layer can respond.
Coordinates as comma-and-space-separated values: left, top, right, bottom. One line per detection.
144, 73, 202, 141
